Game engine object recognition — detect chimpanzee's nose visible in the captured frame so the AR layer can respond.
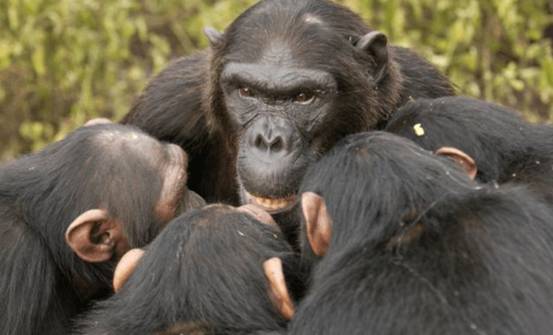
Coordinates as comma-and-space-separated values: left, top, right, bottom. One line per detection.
248, 117, 294, 156
253, 133, 285, 153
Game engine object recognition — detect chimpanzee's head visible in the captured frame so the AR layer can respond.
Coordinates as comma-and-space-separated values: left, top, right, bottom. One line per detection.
4, 123, 204, 297
78, 205, 303, 334
60, 124, 204, 260
205, 0, 401, 214
298, 131, 479, 263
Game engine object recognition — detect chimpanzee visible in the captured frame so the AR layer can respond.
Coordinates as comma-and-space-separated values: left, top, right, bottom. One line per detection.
122, 0, 454, 239
287, 132, 553, 335
0, 124, 204, 335
75, 205, 302, 335
385, 96, 553, 202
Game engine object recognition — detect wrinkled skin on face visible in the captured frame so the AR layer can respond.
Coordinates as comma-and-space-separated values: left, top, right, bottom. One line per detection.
209, 0, 405, 215
221, 48, 342, 213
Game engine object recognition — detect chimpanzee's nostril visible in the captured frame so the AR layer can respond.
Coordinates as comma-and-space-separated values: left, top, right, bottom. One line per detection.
271, 137, 283, 152
254, 135, 267, 151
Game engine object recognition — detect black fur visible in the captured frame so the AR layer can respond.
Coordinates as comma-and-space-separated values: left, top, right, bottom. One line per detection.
122, 52, 237, 205
0, 124, 181, 335
385, 96, 553, 202
290, 132, 553, 335
76, 206, 302, 335
122, 0, 454, 211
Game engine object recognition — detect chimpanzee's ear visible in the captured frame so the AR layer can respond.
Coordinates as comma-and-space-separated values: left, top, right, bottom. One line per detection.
65, 209, 128, 263
237, 204, 277, 226
435, 147, 478, 180
355, 31, 389, 84
263, 257, 295, 320
187, 190, 207, 210
113, 248, 145, 293
301, 192, 332, 257
203, 27, 224, 47
83, 118, 112, 127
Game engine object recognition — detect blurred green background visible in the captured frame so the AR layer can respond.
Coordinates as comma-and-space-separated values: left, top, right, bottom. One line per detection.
1, 0, 552, 161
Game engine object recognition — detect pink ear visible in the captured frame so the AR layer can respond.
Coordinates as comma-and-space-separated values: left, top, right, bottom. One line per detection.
64, 209, 115, 263
84, 118, 112, 127
301, 192, 332, 257
113, 248, 145, 293
435, 147, 477, 180
263, 257, 295, 320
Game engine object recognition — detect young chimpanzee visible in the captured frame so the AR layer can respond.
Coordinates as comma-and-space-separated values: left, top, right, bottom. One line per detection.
0, 124, 204, 335
288, 132, 553, 335
385, 96, 553, 202
75, 204, 303, 335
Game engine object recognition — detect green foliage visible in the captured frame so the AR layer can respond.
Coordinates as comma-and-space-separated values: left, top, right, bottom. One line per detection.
0, 0, 551, 160
344, 0, 553, 122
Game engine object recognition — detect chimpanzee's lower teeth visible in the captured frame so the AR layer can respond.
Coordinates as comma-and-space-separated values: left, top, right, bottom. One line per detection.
245, 192, 296, 211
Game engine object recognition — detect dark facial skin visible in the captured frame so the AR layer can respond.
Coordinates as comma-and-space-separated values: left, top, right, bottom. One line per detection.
219, 33, 346, 212
0, 124, 202, 335
207, 1, 396, 214
210, 0, 453, 216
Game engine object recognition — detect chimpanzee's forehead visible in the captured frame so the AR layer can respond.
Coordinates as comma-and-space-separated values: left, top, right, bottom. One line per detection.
224, 29, 348, 71
259, 40, 296, 67
224, 9, 351, 63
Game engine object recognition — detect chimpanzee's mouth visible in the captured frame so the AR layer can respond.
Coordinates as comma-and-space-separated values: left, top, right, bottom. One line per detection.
244, 191, 297, 214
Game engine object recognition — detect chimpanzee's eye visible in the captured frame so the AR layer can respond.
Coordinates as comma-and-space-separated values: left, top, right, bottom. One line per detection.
238, 87, 254, 98
294, 92, 316, 105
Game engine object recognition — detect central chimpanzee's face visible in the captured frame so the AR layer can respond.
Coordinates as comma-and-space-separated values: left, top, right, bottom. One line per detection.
221, 55, 339, 213
214, 1, 388, 214
219, 37, 376, 213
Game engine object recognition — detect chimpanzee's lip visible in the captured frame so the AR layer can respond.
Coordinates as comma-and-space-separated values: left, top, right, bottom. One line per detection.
244, 191, 297, 214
